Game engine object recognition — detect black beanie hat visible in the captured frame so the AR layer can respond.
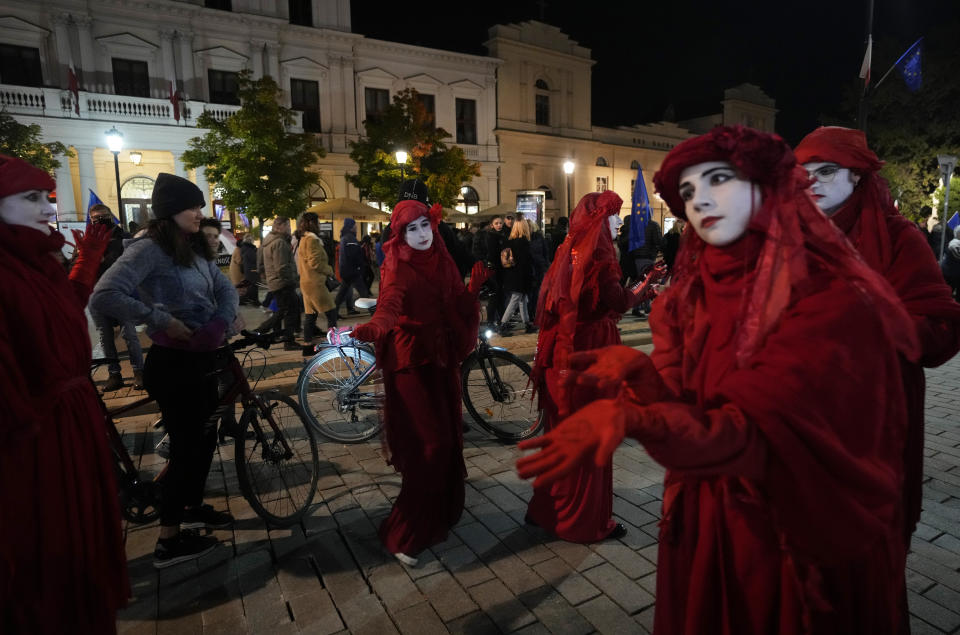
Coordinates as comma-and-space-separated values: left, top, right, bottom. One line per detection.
398, 179, 430, 205
151, 173, 205, 219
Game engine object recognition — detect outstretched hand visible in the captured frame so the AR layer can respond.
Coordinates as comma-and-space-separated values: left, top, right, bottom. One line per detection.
71, 223, 112, 258
467, 261, 493, 295
516, 398, 627, 489
351, 322, 382, 343
565, 345, 664, 404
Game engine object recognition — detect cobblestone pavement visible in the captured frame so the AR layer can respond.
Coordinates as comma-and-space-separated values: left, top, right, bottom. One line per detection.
111, 332, 960, 634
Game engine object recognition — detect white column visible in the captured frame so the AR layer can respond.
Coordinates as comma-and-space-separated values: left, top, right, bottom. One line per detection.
173, 154, 187, 178
250, 40, 264, 80
265, 43, 280, 80
329, 55, 345, 133
341, 55, 357, 135
75, 145, 98, 214
177, 31, 195, 100
55, 155, 77, 220
75, 16, 96, 91
160, 30, 177, 88
193, 165, 211, 210
51, 14, 72, 87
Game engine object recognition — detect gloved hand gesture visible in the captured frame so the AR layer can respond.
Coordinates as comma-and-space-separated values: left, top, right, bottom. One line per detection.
517, 398, 628, 488
68, 223, 113, 288
351, 322, 383, 343
467, 261, 493, 295
565, 345, 666, 404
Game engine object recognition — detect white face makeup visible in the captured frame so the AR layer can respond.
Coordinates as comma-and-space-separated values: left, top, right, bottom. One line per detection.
201, 226, 221, 252
405, 215, 433, 251
0, 189, 57, 235
173, 206, 203, 233
678, 161, 759, 247
607, 214, 623, 239
803, 162, 860, 215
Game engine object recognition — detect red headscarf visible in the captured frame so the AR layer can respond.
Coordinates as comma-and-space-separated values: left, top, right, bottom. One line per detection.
654, 125, 919, 366
794, 126, 896, 271
0, 154, 55, 198
534, 190, 623, 379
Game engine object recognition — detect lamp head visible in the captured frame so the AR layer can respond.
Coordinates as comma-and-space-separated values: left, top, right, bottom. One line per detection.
105, 127, 124, 153
563, 160, 575, 175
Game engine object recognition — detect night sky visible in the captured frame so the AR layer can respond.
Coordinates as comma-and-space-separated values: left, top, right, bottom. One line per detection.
354, 0, 958, 145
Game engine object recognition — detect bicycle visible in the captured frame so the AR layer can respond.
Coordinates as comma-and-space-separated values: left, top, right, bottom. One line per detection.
297, 298, 542, 444
95, 330, 320, 528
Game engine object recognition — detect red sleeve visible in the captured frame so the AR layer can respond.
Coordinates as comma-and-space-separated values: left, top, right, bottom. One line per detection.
648, 294, 685, 397
361, 264, 404, 335
598, 268, 633, 314
886, 219, 960, 367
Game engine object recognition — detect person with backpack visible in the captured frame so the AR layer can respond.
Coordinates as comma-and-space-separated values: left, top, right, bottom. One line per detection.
498, 217, 536, 335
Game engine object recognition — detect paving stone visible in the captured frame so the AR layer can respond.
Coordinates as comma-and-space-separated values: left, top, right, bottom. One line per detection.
438, 544, 497, 588
591, 541, 657, 579
910, 591, 960, 633
445, 610, 500, 634
368, 562, 425, 612
517, 586, 594, 635
576, 595, 641, 633
483, 545, 545, 595
415, 571, 479, 622
286, 589, 345, 635
532, 557, 601, 606
466, 578, 537, 633
582, 562, 655, 615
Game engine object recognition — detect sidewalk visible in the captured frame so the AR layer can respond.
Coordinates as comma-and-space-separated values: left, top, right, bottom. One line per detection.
111, 323, 960, 634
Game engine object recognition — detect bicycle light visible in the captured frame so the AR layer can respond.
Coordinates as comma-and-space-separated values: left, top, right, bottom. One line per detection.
484, 329, 494, 340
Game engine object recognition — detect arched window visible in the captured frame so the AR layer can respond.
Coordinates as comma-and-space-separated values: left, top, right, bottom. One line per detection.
309, 183, 327, 205
456, 185, 480, 215
630, 160, 640, 170
535, 79, 550, 126
120, 176, 155, 226
596, 157, 608, 167
536, 184, 554, 200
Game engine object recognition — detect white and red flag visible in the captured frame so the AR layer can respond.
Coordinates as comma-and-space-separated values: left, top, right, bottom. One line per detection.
859, 35, 873, 88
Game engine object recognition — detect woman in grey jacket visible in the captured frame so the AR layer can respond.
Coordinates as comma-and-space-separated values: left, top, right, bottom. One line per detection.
91, 173, 238, 569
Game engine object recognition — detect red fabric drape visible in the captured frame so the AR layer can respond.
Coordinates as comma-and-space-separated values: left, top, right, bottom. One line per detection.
0, 224, 128, 633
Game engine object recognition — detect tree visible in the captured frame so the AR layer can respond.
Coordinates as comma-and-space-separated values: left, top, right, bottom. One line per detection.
348, 88, 481, 210
0, 110, 73, 173
835, 18, 960, 222
182, 71, 325, 223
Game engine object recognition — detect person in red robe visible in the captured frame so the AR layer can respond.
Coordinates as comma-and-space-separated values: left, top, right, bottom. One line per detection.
524, 190, 640, 542
795, 127, 960, 543
0, 155, 129, 633
517, 126, 919, 633
352, 196, 491, 566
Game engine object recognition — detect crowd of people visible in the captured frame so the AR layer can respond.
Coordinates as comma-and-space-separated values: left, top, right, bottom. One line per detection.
3, 121, 960, 633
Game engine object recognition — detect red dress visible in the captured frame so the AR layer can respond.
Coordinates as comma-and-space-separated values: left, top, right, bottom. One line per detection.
358, 225, 479, 557
0, 225, 128, 633
645, 240, 908, 634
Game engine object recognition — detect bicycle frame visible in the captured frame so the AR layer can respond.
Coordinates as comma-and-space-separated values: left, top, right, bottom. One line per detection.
469, 335, 515, 403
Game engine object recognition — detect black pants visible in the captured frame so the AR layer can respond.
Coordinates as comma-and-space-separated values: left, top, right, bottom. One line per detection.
144, 345, 221, 527
304, 309, 339, 342
334, 274, 370, 313
257, 285, 298, 340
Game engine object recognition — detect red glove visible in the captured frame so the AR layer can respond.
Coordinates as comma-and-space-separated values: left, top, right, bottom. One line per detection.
565, 345, 667, 404
517, 397, 639, 488
467, 261, 493, 295
351, 322, 383, 343
68, 224, 112, 289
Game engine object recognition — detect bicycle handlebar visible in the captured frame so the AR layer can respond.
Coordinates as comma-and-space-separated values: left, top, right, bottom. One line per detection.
232, 330, 281, 351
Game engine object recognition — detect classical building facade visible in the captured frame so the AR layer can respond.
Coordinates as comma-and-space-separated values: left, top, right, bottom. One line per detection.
0, 2, 775, 228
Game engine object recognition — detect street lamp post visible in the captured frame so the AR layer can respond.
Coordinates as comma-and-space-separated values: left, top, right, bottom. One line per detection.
563, 160, 575, 217
105, 126, 127, 229
396, 150, 408, 183
938, 154, 957, 261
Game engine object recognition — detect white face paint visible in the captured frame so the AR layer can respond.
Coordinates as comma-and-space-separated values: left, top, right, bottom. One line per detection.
803, 162, 860, 215
0, 189, 57, 235
405, 215, 433, 251
173, 206, 203, 233
607, 214, 623, 239
678, 161, 759, 247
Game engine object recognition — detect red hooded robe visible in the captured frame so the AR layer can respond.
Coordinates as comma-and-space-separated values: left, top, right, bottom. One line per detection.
795, 127, 960, 542
353, 201, 480, 556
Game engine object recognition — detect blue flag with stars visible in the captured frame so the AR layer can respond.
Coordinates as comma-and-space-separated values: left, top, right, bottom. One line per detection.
948, 212, 959, 232
85, 189, 104, 224
629, 164, 652, 252
896, 38, 923, 92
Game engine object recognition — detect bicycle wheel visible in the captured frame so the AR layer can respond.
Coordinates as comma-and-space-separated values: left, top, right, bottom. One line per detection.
461, 350, 542, 442
236, 393, 319, 527
297, 346, 383, 443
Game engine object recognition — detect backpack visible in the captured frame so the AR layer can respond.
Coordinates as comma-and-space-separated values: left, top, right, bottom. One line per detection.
500, 246, 515, 268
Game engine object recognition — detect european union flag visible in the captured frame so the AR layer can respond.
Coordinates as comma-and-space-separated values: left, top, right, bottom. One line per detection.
85, 189, 104, 224
629, 165, 652, 252
896, 38, 923, 92
948, 212, 959, 232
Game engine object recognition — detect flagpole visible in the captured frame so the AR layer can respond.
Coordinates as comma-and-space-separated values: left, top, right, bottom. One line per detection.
857, 0, 875, 132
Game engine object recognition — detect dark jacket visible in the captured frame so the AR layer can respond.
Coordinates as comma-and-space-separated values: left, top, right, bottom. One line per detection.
485, 227, 508, 269
547, 225, 567, 261
440, 221, 476, 278
96, 224, 125, 279
258, 231, 296, 291
530, 231, 550, 279
339, 231, 365, 279
238, 241, 258, 282
501, 237, 533, 294
631, 220, 663, 261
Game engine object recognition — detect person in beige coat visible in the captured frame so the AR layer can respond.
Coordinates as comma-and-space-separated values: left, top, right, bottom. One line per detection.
229, 232, 244, 286
297, 212, 338, 345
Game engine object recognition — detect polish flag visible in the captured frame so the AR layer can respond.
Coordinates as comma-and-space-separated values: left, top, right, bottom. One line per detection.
859, 35, 873, 87
67, 59, 79, 115
168, 77, 180, 122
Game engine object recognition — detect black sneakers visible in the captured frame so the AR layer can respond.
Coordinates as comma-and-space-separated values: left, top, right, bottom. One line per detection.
153, 529, 218, 569
181, 504, 234, 530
